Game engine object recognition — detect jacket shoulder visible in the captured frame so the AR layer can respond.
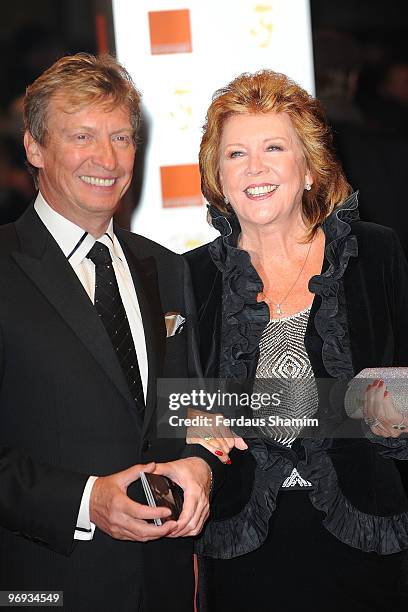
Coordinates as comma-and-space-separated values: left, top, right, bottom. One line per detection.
0, 223, 19, 256
117, 228, 182, 264
183, 242, 215, 276
351, 220, 403, 263
352, 219, 397, 240
183, 242, 219, 306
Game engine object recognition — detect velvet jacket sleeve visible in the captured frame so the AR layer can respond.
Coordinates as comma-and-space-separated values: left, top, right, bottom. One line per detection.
179, 257, 227, 494
359, 228, 408, 456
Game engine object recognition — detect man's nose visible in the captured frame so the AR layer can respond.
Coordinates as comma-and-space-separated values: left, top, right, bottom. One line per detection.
92, 139, 117, 171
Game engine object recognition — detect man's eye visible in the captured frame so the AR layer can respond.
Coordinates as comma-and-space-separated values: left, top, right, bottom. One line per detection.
113, 135, 131, 144
75, 134, 90, 141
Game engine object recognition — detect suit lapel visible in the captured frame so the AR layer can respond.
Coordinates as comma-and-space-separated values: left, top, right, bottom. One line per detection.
13, 207, 139, 423
116, 229, 166, 433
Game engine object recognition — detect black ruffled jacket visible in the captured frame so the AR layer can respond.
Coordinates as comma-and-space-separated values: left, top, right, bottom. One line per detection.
184, 193, 408, 558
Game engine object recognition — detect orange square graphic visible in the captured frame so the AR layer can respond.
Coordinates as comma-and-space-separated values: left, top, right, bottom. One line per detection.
148, 9, 192, 55
160, 164, 203, 208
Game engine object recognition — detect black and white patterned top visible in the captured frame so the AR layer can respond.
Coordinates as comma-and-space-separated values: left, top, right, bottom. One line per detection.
254, 307, 318, 488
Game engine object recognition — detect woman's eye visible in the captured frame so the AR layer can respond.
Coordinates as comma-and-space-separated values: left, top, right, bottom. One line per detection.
229, 150, 244, 158
267, 144, 282, 151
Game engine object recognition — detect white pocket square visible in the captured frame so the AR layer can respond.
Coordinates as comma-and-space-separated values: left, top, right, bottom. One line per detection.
164, 312, 186, 337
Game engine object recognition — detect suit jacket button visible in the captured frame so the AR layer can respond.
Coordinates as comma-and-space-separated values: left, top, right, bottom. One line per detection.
142, 440, 151, 453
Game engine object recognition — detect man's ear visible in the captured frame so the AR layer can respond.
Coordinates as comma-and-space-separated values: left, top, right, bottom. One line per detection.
23, 131, 44, 169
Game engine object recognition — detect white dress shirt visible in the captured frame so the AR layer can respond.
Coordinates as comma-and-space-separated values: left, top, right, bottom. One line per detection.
34, 192, 148, 540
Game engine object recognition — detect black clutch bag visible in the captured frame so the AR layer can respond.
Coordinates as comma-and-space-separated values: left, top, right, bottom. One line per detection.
140, 472, 184, 526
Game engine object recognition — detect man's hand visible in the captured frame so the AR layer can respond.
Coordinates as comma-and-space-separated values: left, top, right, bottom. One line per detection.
153, 457, 211, 537
90, 462, 177, 541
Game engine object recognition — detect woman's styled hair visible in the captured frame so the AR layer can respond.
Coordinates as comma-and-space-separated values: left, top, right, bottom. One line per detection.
199, 70, 352, 231
23, 53, 141, 183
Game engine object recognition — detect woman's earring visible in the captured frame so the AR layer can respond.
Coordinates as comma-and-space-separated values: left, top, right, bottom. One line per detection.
224, 195, 230, 205
304, 184, 312, 191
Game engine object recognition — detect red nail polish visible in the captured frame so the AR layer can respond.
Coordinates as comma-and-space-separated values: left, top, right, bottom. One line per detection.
226, 459, 232, 464
378, 380, 384, 387
384, 390, 389, 397
215, 450, 223, 456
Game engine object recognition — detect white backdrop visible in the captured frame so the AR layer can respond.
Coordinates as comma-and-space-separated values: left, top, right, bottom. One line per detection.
112, 0, 314, 252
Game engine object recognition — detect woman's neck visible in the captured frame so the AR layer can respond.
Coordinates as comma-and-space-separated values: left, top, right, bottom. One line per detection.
238, 216, 313, 269
237, 219, 325, 319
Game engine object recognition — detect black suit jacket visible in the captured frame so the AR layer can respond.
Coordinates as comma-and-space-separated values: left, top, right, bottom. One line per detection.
0, 206, 219, 612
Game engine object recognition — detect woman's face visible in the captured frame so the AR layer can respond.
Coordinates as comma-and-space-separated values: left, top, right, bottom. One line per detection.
218, 111, 313, 229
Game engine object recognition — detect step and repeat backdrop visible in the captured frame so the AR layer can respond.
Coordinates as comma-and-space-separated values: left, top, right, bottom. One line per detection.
112, 0, 314, 252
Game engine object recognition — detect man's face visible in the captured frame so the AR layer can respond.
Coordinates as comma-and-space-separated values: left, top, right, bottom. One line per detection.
25, 94, 136, 230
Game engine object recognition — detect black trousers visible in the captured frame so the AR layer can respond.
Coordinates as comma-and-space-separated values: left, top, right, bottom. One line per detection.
198, 490, 408, 612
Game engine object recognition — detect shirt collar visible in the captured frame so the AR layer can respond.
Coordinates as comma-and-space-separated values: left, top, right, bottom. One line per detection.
34, 192, 121, 268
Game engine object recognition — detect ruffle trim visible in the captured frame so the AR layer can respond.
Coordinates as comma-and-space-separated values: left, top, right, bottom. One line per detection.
208, 206, 269, 379
300, 439, 408, 554
308, 192, 359, 379
195, 441, 293, 559
208, 194, 360, 380
197, 437, 408, 558
363, 429, 408, 460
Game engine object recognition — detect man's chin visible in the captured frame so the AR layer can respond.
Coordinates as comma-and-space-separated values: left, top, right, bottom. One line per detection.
80, 199, 121, 215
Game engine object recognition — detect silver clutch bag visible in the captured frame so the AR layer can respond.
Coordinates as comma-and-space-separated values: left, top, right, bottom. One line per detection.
345, 367, 408, 418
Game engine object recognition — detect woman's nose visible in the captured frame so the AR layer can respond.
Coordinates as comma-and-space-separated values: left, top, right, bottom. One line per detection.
246, 153, 267, 175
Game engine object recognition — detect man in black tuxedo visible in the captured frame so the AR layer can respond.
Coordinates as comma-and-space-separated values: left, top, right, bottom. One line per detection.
0, 53, 220, 612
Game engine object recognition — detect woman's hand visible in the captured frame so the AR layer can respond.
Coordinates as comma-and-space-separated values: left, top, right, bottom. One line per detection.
186, 408, 248, 463
363, 379, 407, 438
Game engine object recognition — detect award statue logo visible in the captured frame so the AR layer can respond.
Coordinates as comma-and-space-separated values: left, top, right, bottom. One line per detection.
249, 3, 274, 48
168, 87, 193, 132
